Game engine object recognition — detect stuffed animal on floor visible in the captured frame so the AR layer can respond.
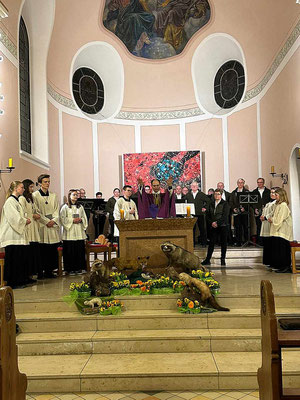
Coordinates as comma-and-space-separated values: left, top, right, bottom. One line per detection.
84, 298, 102, 308
179, 272, 229, 312
84, 260, 111, 296
105, 256, 150, 272
161, 242, 207, 272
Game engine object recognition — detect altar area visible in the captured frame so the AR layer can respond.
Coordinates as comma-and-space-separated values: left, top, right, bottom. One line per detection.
13, 253, 300, 395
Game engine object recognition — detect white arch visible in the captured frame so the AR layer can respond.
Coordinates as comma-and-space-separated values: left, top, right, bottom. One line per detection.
289, 144, 300, 240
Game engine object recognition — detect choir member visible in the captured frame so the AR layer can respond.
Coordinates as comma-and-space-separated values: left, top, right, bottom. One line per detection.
32, 174, 60, 279
260, 187, 277, 267
0, 181, 31, 288
60, 190, 88, 275
268, 188, 293, 273
202, 189, 230, 266
184, 181, 210, 246
251, 178, 271, 245
19, 179, 41, 282
229, 178, 249, 246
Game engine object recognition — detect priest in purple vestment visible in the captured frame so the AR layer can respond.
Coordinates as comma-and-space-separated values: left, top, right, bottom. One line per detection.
137, 177, 176, 219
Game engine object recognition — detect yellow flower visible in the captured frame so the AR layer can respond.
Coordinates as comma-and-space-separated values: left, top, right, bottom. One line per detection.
205, 272, 209, 277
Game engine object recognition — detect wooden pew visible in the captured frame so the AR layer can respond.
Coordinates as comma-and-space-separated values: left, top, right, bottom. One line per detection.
258, 280, 300, 400
0, 286, 27, 399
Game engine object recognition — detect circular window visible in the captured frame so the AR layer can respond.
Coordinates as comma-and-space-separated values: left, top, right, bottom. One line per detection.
72, 67, 104, 114
214, 60, 245, 109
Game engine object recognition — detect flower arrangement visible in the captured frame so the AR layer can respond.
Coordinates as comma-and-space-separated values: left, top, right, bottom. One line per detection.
69, 281, 91, 293
110, 274, 186, 296
177, 298, 216, 314
191, 269, 220, 295
99, 299, 123, 315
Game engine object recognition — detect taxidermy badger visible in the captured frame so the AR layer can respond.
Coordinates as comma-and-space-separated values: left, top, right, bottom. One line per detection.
161, 242, 206, 273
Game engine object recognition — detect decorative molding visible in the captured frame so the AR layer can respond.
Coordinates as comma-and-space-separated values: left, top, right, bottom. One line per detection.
47, 84, 77, 110
243, 19, 300, 102
47, 19, 300, 121
0, 28, 17, 58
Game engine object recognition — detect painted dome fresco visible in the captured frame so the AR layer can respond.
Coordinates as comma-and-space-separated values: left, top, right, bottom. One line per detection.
102, 0, 211, 59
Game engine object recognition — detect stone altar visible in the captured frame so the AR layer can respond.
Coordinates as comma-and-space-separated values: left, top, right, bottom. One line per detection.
115, 218, 196, 268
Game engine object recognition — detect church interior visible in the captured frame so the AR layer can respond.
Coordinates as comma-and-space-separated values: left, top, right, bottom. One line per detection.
0, 0, 300, 399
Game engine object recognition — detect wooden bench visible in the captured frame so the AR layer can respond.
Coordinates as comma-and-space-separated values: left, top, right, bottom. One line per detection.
0, 252, 4, 287
257, 280, 300, 399
0, 286, 27, 399
291, 242, 300, 274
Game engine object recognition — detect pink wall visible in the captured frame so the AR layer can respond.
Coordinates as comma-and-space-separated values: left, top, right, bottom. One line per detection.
228, 105, 258, 190
62, 113, 94, 197
0, 0, 21, 45
260, 47, 300, 195
186, 118, 223, 191
98, 123, 135, 199
0, 51, 45, 209
141, 125, 180, 153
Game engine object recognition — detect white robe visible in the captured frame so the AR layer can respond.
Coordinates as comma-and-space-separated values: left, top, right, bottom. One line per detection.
32, 190, 60, 244
19, 196, 40, 243
269, 202, 293, 242
113, 197, 138, 237
0, 196, 28, 247
60, 204, 88, 241
260, 200, 276, 237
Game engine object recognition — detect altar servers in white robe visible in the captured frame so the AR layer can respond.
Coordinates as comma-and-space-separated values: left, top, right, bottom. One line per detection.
19, 179, 41, 282
0, 181, 31, 288
268, 188, 293, 273
113, 185, 138, 237
32, 174, 60, 279
60, 190, 88, 274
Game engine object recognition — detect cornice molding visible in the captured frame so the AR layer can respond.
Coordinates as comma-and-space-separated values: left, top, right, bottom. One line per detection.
0, 27, 17, 58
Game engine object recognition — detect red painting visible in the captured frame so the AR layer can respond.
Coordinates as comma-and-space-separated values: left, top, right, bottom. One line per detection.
123, 151, 201, 192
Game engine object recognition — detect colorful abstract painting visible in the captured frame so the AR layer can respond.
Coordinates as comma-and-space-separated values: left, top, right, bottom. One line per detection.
102, 0, 211, 59
123, 151, 201, 192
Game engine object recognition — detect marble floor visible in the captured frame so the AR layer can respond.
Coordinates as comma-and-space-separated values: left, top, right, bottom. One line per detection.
14, 263, 300, 303
26, 389, 260, 400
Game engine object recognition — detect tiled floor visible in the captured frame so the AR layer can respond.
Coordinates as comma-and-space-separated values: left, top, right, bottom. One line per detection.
26, 390, 260, 400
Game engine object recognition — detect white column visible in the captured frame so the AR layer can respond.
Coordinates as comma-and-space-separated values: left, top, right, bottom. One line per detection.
180, 122, 186, 151
93, 121, 99, 194
222, 116, 230, 190
58, 109, 64, 203
135, 123, 141, 153
257, 100, 262, 177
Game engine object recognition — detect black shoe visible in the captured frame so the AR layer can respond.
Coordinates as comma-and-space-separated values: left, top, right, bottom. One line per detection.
275, 267, 292, 273
221, 259, 226, 266
201, 259, 211, 266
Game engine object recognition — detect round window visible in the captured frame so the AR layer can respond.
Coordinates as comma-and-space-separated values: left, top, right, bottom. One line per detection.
72, 67, 104, 114
214, 60, 245, 109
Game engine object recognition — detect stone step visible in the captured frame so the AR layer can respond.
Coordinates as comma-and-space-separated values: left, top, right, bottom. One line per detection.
14, 294, 300, 313
16, 308, 298, 333
17, 328, 262, 356
18, 350, 300, 392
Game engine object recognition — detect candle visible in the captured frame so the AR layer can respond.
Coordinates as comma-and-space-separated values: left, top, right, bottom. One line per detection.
8, 158, 13, 168
271, 166, 275, 173
186, 205, 191, 218
120, 209, 124, 219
